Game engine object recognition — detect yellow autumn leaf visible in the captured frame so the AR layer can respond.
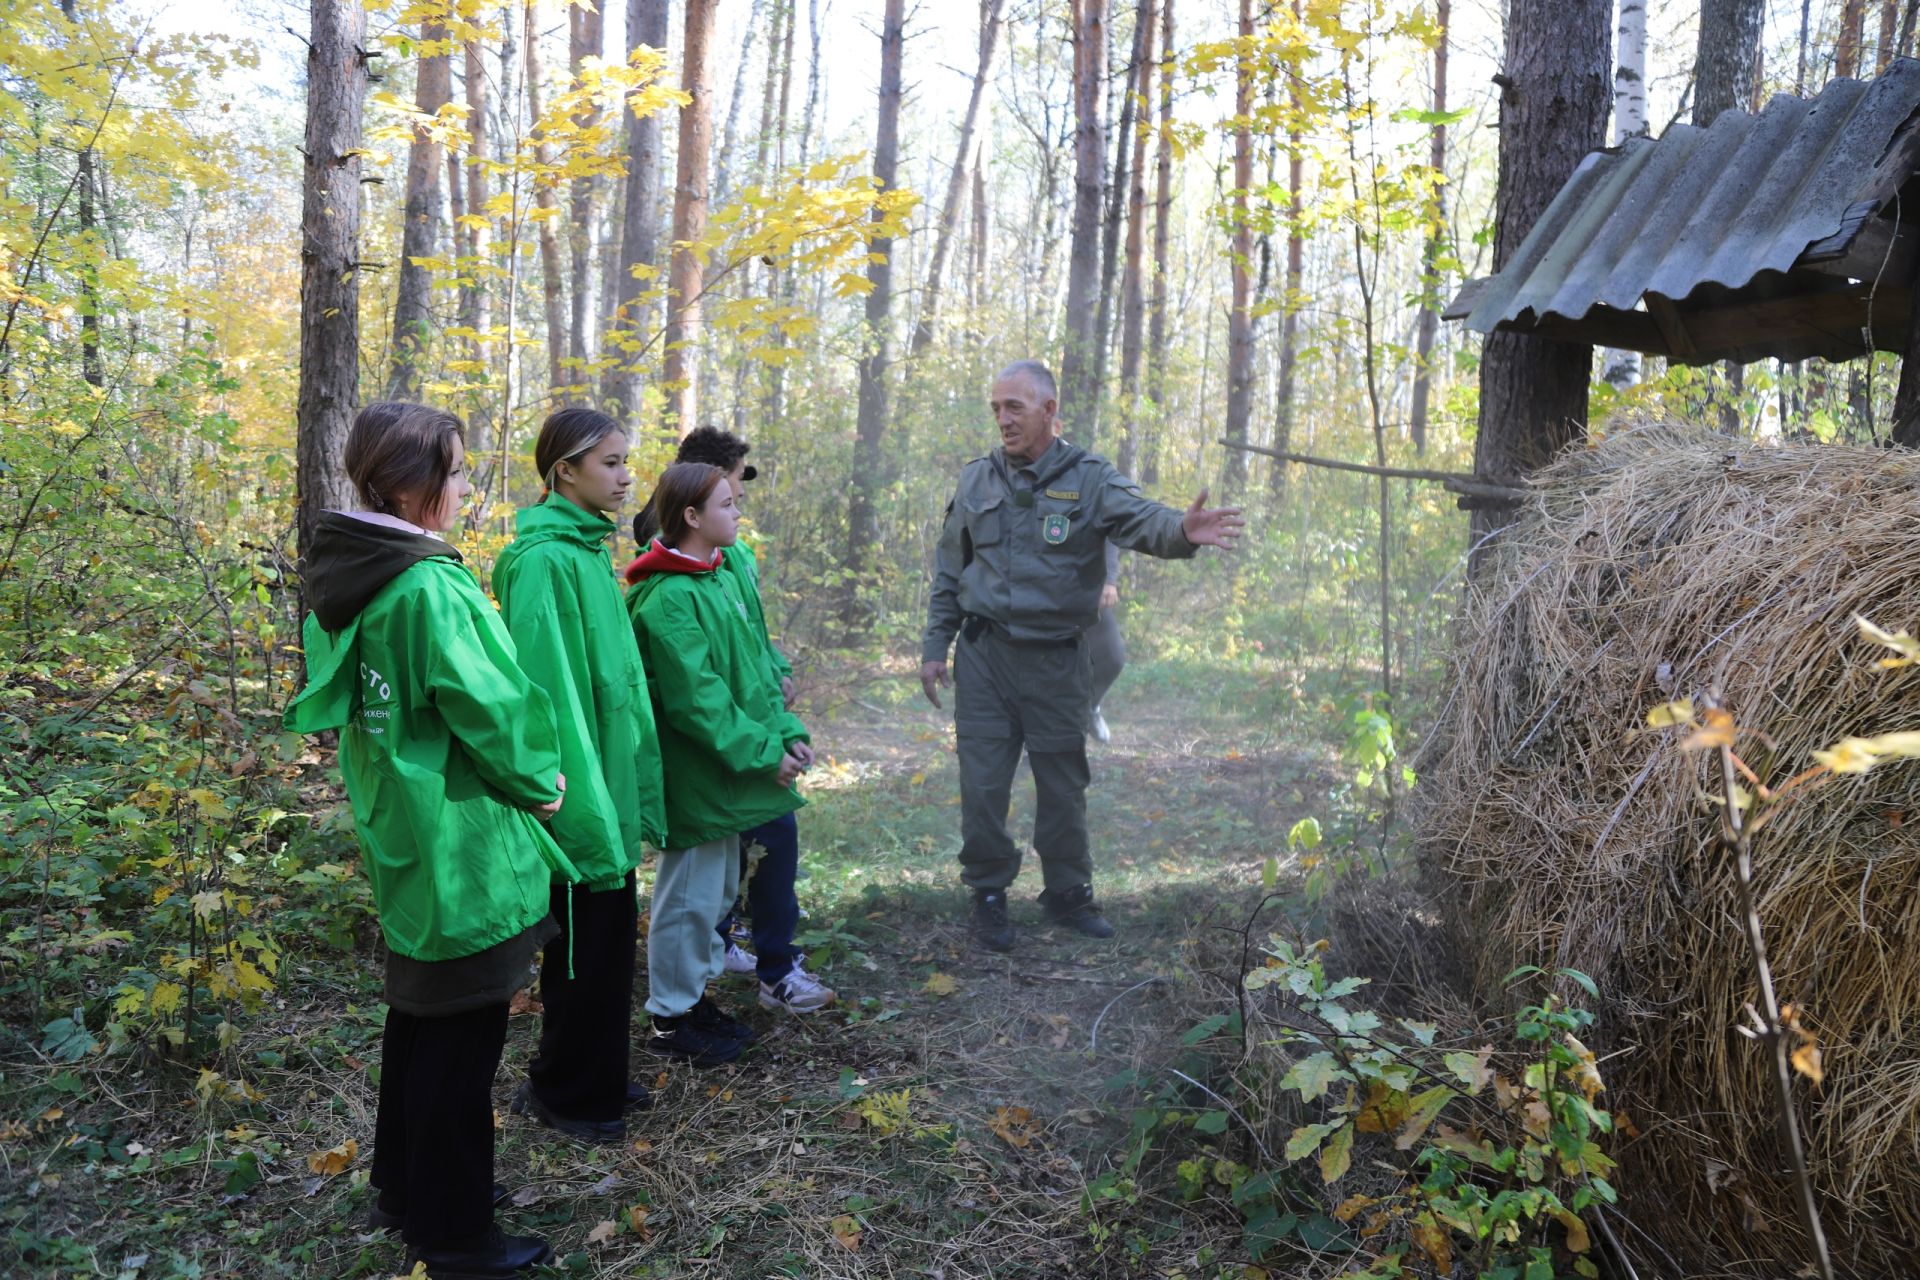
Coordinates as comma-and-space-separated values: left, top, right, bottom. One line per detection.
988, 1104, 1037, 1148
1645, 697, 1694, 728
584, 1220, 617, 1245
1409, 1211, 1452, 1271
1332, 1192, 1377, 1222
1680, 707, 1736, 751
923, 972, 957, 996
1856, 615, 1920, 667
1318, 1121, 1353, 1183
1791, 1039, 1824, 1085
1563, 1033, 1605, 1102
306, 1138, 358, 1176
1555, 1207, 1592, 1253
830, 1214, 863, 1250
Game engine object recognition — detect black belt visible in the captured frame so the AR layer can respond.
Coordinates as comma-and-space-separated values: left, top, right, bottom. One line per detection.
962, 614, 1080, 649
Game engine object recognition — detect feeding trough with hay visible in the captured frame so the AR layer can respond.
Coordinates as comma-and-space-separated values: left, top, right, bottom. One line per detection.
1417, 421, 1920, 1274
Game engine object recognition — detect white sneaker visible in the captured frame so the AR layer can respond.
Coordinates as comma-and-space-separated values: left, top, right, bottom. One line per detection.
1090, 706, 1112, 744
758, 963, 837, 1013
723, 941, 758, 976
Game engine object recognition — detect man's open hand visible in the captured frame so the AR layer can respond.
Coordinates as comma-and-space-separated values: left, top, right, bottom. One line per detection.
1181, 488, 1246, 550
920, 659, 950, 709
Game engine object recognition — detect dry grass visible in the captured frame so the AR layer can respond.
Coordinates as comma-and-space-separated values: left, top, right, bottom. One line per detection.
1418, 420, 1920, 1276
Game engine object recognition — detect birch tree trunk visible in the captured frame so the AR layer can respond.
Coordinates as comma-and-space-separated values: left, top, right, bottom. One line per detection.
297, 0, 367, 563
1599, 0, 1645, 389
386, 14, 450, 400
567, 0, 604, 378
1408, 0, 1451, 449
1470, 0, 1610, 566
605, 0, 671, 420
1697, 0, 1763, 126
910, 0, 1005, 357
1267, 0, 1305, 497
461, 38, 495, 457
845, 0, 905, 613
1142, 0, 1173, 487
664, 0, 718, 433
1059, 0, 1107, 435
525, 0, 568, 397
1114, 0, 1155, 477
1221, 0, 1254, 493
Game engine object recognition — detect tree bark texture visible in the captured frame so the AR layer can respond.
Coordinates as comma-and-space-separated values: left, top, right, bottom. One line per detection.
460, 38, 494, 457
1881, 0, 1900, 71
386, 15, 450, 400
567, 0, 604, 378
1695, 0, 1764, 127
1408, 0, 1449, 451
910, 0, 1005, 357
1115, 0, 1155, 478
1221, 0, 1254, 493
298, 0, 367, 564
1839, 0, 1867, 78
606, 0, 671, 420
525, 0, 568, 398
1600, 0, 1645, 388
845, 0, 905, 603
1142, 0, 1173, 487
1090, 0, 1150, 444
1268, 0, 1304, 497
664, 0, 718, 433
1470, 0, 1609, 564
1058, 0, 1107, 437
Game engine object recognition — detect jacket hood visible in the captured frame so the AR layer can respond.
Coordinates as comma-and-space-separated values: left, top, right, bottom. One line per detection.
497, 495, 617, 584
623, 537, 722, 585
303, 512, 462, 632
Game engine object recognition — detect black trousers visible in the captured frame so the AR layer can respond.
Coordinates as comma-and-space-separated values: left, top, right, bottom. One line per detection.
371, 1001, 508, 1248
526, 871, 637, 1123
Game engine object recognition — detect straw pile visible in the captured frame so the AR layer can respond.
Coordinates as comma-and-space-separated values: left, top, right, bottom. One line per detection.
1418, 422, 1920, 1275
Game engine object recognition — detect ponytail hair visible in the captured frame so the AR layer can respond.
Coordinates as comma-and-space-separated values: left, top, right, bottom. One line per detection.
534, 406, 624, 499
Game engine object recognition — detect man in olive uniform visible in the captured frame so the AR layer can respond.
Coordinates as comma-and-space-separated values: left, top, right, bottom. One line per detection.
920, 359, 1244, 950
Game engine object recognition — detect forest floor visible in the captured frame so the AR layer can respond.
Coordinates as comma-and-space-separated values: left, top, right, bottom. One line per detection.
4, 654, 1350, 1280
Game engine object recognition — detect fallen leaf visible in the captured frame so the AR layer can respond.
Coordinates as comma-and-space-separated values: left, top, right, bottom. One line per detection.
1681, 707, 1736, 751
988, 1105, 1038, 1148
585, 1220, 617, 1245
625, 1204, 650, 1240
631, 1138, 653, 1156
1045, 1013, 1072, 1050
1645, 697, 1695, 728
508, 989, 543, 1016
1332, 1193, 1377, 1222
305, 1138, 358, 1176
1409, 1211, 1452, 1272
830, 1214, 862, 1251
923, 972, 958, 996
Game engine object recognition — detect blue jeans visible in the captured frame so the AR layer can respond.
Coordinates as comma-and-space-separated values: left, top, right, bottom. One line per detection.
717, 811, 800, 985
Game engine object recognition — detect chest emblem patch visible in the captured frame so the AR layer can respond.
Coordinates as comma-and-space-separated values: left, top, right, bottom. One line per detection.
1042, 513, 1071, 544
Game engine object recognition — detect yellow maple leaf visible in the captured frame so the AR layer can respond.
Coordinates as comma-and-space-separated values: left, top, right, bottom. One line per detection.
830, 1214, 863, 1250
306, 1138, 358, 1176
923, 972, 958, 996
988, 1105, 1037, 1148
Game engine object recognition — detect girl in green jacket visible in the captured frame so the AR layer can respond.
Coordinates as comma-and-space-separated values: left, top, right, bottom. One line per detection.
284, 402, 571, 1279
628, 463, 810, 1067
493, 407, 667, 1142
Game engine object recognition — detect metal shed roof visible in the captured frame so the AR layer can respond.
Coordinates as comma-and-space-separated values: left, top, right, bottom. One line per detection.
1446, 59, 1920, 365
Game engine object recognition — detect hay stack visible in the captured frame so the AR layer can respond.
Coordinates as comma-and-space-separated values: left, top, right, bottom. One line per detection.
1419, 422, 1920, 1275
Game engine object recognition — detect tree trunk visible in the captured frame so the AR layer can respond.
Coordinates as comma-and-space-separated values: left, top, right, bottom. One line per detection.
605, 0, 671, 421
1408, 0, 1451, 450
1114, 0, 1155, 477
1142, 0, 1173, 487
1221, 0, 1254, 493
910, 0, 1006, 357
525, 0, 568, 397
386, 14, 450, 400
1058, 0, 1107, 436
1881, 0, 1900, 71
461, 38, 494, 457
1696, 0, 1763, 126
1091, 0, 1150, 444
1599, 0, 1646, 389
1839, 0, 1867, 78
1268, 0, 1304, 498
56, 0, 104, 387
664, 0, 718, 433
567, 0, 604, 381
713, 0, 765, 207
1469, 0, 1609, 566
297, 0, 367, 564
970, 129, 991, 320
845, 0, 905, 617
1901, 0, 1919, 60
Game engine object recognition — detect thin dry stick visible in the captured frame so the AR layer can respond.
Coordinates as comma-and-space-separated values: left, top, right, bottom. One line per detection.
1715, 733, 1835, 1280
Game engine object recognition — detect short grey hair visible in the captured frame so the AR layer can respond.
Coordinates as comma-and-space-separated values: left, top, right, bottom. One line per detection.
996, 359, 1057, 402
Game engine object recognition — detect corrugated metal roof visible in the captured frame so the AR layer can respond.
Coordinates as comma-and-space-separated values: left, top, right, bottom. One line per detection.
1450, 59, 1920, 363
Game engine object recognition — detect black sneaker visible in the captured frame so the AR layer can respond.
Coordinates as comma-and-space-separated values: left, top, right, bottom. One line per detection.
646, 1012, 744, 1068
689, 995, 757, 1045
369, 1182, 510, 1233
1039, 883, 1115, 939
510, 1081, 624, 1144
406, 1226, 552, 1279
971, 888, 1015, 951
625, 1079, 652, 1111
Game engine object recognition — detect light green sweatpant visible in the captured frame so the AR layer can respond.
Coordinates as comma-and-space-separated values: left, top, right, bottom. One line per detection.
644, 835, 741, 1019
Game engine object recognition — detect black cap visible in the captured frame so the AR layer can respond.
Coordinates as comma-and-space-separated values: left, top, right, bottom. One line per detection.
741, 463, 758, 482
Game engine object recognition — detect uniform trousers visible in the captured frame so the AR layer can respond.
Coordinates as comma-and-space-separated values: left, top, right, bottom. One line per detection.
526, 870, 637, 1123
645, 835, 741, 1019
953, 625, 1095, 893
371, 1001, 509, 1248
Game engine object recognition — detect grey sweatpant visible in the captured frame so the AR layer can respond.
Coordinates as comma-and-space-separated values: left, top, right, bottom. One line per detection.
1087, 605, 1127, 711
644, 834, 741, 1019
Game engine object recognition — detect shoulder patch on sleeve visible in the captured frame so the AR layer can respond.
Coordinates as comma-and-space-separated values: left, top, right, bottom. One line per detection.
1105, 471, 1144, 495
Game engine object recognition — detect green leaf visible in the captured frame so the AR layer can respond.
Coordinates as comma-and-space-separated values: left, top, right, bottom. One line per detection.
1557, 967, 1600, 999
40, 1010, 97, 1063
1295, 1212, 1353, 1252
221, 1151, 260, 1198
1394, 1086, 1456, 1150
1262, 855, 1278, 889
1285, 1121, 1339, 1161
1181, 1013, 1232, 1046
1318, 1122, 1354, 1183
1286, 816, 1322, 850
1398, 1018, 1438, 1046
1279, 1051, 1347, 1103
1193, 1109, 1230, 1135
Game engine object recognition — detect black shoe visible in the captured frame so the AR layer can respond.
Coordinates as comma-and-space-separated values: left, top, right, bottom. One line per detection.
689, 995, 757, 1045
406, 1226, 552, 1279
370, 1183, 511, 1233
1039, 883, 1115, 939
510, 1081, 625, 1144
646, 1012, 744, 1068
625, 1079, 652, 1111
971, 888, 1015, 951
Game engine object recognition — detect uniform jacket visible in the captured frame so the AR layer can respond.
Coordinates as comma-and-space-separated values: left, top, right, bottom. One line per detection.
922, 439, 1194, 662
721, 542, 793, 682
626, 541, 808, 849
284, 512, 578, 962
494, 494, 667, 890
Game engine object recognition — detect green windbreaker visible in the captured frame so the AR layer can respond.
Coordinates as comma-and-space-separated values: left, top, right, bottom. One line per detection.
720, 541, 793, 682
285, 516, 578, 962
494, 495, 667, 889
626, 545, 807, 849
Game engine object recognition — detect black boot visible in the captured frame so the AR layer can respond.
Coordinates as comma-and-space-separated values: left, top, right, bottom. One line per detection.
625, 1079, 652, 1111
1039, 884, 1115, 939
971, 888, 1015, 951
406, 1226, 552, 1279
510, 1081, 624, 1144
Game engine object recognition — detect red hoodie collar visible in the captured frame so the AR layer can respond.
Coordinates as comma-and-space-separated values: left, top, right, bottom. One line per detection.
624, 538, 722, 585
